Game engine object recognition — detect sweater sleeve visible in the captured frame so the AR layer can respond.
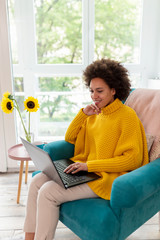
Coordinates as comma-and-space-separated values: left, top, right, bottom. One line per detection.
87, 151, 139, 173
87, 117, 149, 173
65, 109, 88, 144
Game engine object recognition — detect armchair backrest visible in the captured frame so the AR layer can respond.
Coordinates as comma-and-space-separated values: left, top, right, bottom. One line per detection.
125, 88, 160, 136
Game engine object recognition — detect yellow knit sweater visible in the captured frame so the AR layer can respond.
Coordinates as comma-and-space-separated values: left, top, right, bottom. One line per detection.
65, 98, 149, 200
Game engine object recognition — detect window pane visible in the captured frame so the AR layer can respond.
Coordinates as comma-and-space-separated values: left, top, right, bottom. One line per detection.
38, 93, 78, 137
13, 77, 26, 140
94, 0, 142, 63
14, 95, 27, 138
37, 76, 85, 138
38, 90, 90, 138
34, 0, 82, 64
38, 76, 81, 92
13, 77, 24, 92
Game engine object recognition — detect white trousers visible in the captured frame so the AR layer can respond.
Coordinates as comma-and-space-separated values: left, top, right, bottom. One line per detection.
23, 172, 98, 240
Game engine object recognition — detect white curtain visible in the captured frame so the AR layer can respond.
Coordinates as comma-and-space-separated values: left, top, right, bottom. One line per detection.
0, 0, 17, 172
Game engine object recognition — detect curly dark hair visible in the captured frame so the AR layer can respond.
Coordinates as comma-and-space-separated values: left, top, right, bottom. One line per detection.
83, 58, 131, 101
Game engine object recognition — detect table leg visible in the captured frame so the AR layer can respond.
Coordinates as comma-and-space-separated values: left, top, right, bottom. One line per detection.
25, 161, 29, 184
17, 161, 24, 204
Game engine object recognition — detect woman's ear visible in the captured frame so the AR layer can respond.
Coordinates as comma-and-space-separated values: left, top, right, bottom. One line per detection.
111, 88, 116, 96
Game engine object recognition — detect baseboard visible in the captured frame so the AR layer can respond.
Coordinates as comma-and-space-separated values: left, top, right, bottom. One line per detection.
5, 166, 36, 173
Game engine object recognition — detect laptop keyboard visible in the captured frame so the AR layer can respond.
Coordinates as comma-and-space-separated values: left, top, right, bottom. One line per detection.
54, 161, 86, 184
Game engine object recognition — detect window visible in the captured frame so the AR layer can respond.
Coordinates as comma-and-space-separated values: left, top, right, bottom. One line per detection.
7, 0, 144, 141
94, 0, 142, 64
35, 0, 83, 64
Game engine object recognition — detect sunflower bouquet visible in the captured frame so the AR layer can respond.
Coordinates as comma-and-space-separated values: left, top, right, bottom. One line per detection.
1, 91, 40, 142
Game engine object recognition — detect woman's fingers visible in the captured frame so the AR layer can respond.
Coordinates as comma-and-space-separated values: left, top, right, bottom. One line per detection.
90, 104, 101, 114
64, 162, 88, 174
64, 163, 79, 174
83, 104, 101, 115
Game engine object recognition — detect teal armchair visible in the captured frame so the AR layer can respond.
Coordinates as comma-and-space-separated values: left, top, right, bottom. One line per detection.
33, 140, 160, 240
33, 88, 160, 240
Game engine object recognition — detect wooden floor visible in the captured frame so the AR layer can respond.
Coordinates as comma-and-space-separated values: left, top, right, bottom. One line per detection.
0, 172, 160, 240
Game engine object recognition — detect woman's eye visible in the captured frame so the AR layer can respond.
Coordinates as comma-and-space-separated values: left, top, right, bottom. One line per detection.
90, 90, 103, 93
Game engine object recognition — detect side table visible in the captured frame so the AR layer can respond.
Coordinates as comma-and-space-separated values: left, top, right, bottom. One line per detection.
8, 143, 31, 204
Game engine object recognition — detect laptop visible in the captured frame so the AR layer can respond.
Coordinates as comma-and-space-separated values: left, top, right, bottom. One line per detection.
21, 137, 100, 189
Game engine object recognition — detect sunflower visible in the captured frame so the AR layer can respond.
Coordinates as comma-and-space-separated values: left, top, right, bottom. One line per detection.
1, 98, 14, 114
3, 91, 14, 100
24, 96, 40, 112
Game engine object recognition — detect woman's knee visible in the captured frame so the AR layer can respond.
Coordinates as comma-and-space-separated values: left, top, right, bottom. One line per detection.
29, 172, 50, 192
37, 181, 61, 205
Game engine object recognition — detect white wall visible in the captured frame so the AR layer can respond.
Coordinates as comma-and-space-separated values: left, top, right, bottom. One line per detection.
141, 0, 160, 87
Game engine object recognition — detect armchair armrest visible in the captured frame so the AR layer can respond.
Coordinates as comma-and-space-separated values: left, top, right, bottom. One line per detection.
43, 140, 75, 161
110, 158, 160, 211
33, 140, 74, 177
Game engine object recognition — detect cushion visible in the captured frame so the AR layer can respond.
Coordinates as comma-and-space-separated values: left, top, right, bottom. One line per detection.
146, 134, 155, 152
149, 136, 160, 162
60, 198, 119, 240
125, 89, 160, 162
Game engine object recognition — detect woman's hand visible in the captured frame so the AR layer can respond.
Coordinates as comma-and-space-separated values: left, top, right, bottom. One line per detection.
64, 162, 88, 174
83, 104, 101, 116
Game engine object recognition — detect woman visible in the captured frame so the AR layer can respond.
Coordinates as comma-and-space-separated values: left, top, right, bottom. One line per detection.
24, 59, 148, 240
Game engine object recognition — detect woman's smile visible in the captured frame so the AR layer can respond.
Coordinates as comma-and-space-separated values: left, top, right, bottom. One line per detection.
94, 100, 101, 105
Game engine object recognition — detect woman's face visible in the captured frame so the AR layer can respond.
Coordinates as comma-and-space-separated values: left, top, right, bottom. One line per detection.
90, 78, 116, 108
